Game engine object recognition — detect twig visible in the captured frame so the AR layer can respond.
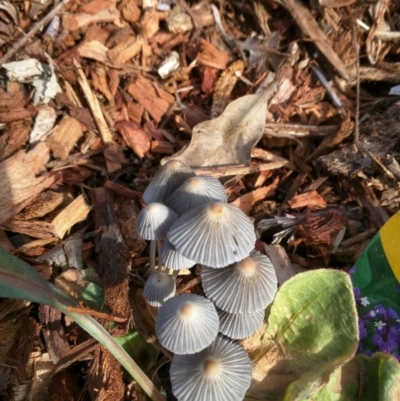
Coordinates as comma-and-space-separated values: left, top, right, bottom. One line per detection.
73, 59, 113, 144
0, 0, 70, 65
194, 161, 292, 178
352, 18, 361, 147
66, 306, 128, 323
311, 65, 343, 109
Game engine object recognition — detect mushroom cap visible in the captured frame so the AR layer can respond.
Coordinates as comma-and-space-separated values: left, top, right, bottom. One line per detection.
170, 336, 252, 401
217, 307, 264, 340
201, 250, 278, 313
155, 293, 219, 354
136, 203, 178, 240
143, 160, 195, 204
165, 176, 227, 215
143, 271, 176, 307
161, 240, 196, 271
167, 202, 256, 268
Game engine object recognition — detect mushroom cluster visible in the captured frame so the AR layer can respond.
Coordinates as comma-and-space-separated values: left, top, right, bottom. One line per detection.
135, 160, 278, 401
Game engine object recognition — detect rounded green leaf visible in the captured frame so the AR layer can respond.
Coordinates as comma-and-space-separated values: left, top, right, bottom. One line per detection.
314, 353, 400, 401
247, 269, 359, 401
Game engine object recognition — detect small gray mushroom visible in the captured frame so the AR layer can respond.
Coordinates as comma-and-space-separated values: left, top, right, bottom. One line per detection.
143, 160, 195, 204
136, 203, 177, 240
167, 202, 256, 268
170, 336, 252, 401
143, 271, 176, 307
202, 250, 278, 313
155, 293, 219, 354
217, 307, 264, 340
165, 176, 227, 215
161, 240, 196, 271
136, 203, 177, 272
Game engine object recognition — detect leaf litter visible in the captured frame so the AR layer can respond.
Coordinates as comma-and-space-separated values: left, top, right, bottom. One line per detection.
0, 0, 400, 399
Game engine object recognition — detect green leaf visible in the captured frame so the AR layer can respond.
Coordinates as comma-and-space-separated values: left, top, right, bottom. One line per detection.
314, 353, 400, 401
0, 247, 166, 401
115, 329, 159, 373
246, 269, 359, 401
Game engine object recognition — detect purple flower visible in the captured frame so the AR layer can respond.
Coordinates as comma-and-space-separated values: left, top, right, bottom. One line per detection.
353, 287, 361, 301
386, 308, 399, 320
359, 318, 368, 339
388, 326, 400, 342
374, 305, 386, 317
372, 334, 385, 348
349, 266, 357, 276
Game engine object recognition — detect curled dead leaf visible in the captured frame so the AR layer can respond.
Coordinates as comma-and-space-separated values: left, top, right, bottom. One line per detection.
163, 83, 277, 167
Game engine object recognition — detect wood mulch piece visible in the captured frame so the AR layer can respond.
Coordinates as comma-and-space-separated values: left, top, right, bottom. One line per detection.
1, 0, 400, 399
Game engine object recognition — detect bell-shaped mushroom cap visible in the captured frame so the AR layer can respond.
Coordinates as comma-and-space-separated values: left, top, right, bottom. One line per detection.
161, 240, 196, 271
167, 202, 256, 268
165, 176, 227, 215
136, 203, 177, 240
143, 160, 195, 204
202, 250, 278, 313
217, 307, 264, 340
170, 336, 252, 401
144, 271, 176, 307
155, 293, 219, 354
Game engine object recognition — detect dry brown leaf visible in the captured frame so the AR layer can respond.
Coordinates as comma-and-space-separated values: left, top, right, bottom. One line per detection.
163, 83, 277, 168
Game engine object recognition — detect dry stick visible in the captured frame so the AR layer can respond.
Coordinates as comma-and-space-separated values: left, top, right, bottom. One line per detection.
353, 20, 361, 147
0, 0, 70, 65
66, 306, 128, 323
194, 161, 291, 178
73, 59, 113, 144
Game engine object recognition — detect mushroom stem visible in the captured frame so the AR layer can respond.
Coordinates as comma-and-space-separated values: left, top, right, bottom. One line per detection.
157, 240, 163, 270
171, 269, 179, 280
150, 240, 156, 273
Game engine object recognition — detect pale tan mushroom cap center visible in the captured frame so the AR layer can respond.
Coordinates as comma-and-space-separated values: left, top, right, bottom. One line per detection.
169, 160, 181, 170
147, 203, 160, 214
180, 303, 195, 317
207, 203, 226, 218
187, 177, 201, 188
237, 257, 257, 277
202, 358, 221, 377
